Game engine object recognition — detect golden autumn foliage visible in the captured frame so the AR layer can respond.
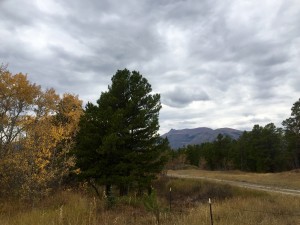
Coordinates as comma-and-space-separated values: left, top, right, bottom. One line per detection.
0, 65, 41, 157
0, 65, 83, 201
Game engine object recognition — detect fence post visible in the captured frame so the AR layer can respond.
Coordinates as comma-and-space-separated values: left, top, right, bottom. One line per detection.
209, 198, 213, 225
169, 187, 172, 212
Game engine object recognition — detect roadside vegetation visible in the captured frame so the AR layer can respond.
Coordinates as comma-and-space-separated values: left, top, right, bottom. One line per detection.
1, 177, 299, 225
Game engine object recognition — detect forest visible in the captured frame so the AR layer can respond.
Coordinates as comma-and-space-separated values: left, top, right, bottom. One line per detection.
172, 104, 300, 173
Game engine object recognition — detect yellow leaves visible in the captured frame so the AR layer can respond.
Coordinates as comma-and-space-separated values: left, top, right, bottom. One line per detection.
0, 70, 41, 106
21, 92, 83, 199
35, 88, 59, 118
56, 93, 83, 133
0, 151, 30, 198
0, 65, 84, 200
13, 73, 41, 103
73, 168, 81, 175
1, 68, 42, 157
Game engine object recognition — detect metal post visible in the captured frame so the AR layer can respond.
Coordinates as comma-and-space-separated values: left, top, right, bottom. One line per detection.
209, 198, 213, 225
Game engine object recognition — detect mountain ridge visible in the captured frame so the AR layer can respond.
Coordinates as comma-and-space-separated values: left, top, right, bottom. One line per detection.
162, 127, 244, 149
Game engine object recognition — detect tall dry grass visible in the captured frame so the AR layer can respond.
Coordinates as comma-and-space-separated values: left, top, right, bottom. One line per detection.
181, 194, 300, 225
0, 177, 299, 225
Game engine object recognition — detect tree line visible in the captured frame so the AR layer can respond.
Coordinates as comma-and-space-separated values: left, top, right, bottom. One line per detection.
175, 103, 300, 172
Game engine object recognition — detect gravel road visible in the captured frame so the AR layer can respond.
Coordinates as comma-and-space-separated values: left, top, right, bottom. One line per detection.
167, 172, 300, 197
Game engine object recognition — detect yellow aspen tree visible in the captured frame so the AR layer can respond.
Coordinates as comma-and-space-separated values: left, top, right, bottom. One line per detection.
51, 94, 83, 185
0, 65, 42, 199
0, 65, 41, 157
22, 91, 83, 200
0, 65, 83, 200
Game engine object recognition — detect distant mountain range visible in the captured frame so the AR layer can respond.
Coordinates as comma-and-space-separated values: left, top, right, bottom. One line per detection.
162, 127, 244, 149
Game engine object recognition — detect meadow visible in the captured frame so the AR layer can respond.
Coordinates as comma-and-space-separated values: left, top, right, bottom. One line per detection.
1, 173, 299, 225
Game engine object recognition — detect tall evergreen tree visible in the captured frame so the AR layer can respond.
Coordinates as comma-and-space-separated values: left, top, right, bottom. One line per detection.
282, 98, 300, 169
73, 69, 168, 196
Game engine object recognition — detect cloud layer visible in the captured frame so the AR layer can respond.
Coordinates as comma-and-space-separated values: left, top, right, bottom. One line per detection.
1, 0, 300, 134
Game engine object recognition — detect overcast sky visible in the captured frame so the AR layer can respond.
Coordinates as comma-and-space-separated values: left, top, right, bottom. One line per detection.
1, 0, 300, 134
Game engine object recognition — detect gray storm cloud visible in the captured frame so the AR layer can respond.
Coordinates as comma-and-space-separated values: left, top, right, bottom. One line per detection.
163, 87, 210, 108
1, 0, 300, 134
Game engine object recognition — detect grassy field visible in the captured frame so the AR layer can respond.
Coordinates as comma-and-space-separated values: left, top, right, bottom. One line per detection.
0, 175, 299, 225
168, 169, 300, 190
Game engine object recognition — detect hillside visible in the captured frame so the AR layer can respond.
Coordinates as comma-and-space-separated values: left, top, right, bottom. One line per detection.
162, 127, 243, 149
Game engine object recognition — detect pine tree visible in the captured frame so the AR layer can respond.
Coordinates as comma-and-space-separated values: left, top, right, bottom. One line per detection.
282, 98, 300, 169
73, 69, 168, 196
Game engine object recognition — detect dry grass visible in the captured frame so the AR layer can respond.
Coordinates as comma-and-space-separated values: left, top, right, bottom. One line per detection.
0, 177, 299, 225
181, 194, 300, 225
0, 189, 182, 225
168, 169, 300, 189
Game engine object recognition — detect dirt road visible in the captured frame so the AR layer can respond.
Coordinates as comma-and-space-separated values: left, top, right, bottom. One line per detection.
167, 172, 300, 197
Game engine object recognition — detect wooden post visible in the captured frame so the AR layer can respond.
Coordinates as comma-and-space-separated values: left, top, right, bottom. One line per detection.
209, 198, 213, 225
169, 187, 172, 212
